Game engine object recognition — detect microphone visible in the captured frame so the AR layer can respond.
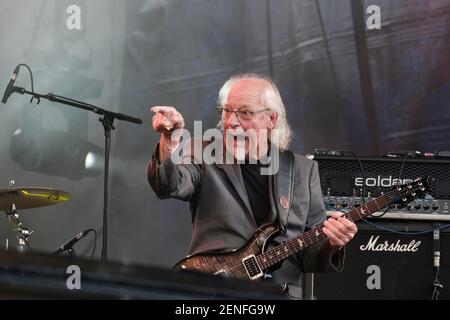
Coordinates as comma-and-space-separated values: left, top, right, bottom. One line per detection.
52, 229, 92, 256
2, 65, 20, 104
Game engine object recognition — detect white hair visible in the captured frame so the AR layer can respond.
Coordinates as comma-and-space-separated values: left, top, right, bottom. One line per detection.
217, 73, 292, 151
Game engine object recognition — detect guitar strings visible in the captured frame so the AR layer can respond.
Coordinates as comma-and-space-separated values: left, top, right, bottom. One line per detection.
259, 183, 425, 267
227, 181, 426, 279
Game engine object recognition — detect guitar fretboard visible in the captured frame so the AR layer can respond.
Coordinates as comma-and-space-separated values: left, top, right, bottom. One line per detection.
256, 191, 397, 270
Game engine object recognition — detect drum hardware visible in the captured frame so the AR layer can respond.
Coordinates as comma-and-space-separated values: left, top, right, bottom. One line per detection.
1, 179, 70, 252
6, 202, 33, 253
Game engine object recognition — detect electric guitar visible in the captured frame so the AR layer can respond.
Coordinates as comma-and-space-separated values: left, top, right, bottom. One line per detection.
173, 177, 430, 280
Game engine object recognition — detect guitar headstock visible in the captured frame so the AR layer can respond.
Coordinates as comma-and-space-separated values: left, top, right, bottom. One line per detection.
388, 177, 431, 207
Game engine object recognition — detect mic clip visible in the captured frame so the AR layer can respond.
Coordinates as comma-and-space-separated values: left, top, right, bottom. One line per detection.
29, 94, 40, 104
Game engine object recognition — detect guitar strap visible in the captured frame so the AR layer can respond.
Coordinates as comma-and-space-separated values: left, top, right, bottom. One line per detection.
272, 150, 295, 233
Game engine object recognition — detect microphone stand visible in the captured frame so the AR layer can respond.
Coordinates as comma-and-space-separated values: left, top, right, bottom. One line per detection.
432, 221, 443, 300
12, 86, 142, 262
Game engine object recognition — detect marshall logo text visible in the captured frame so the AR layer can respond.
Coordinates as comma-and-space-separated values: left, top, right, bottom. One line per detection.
360, 235, 421, 252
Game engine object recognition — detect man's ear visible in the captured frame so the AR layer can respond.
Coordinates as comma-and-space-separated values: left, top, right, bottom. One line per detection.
268, 111, 278, 129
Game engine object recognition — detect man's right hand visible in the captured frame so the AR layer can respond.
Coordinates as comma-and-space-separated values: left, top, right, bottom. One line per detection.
150, 106, 185, 162
151, 106, 185, 135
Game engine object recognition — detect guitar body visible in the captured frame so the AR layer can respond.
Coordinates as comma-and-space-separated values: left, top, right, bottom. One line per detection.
173, 223, 280, 280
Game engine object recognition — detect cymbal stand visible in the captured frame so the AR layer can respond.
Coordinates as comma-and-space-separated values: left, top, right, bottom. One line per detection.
5, 201, 33, 253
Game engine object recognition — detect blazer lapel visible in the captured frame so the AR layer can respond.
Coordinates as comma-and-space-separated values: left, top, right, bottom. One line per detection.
218, 164, 253, 216
272, 150, 295, 230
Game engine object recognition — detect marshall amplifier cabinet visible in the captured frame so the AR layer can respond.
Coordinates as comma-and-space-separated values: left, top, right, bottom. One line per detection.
314, 220, 450, 299
313, 155, 450, 215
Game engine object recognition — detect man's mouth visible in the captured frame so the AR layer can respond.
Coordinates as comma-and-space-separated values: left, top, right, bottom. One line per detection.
227, 131, 249, 143
233, 136, 249, 143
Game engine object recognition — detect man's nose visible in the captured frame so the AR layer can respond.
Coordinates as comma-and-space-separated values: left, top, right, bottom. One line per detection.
227, 111, 241, 128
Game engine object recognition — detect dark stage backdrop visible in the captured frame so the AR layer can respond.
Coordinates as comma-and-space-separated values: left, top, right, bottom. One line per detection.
0, 0, 449, 272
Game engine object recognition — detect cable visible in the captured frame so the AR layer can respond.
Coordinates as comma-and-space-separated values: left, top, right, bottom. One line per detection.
349, 151, 367, 204
18, 64, 34, 93
325, 149, 367, 203
371, 152, 411, 218
397, 152, 410, 183
432, 273, 443, 300
14, 63, 39, 104
361, 218, 450, 235
370, 206, 390, 218
89, 229, 97, 259
77, 228, 97, 259
325, 208, 450, 236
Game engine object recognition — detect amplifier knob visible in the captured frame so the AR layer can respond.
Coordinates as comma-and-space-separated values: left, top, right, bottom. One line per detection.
431, 203, 439, 211
422, 203, 430, 210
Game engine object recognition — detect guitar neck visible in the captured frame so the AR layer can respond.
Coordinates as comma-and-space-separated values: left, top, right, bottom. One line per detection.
257, 192, 394, 270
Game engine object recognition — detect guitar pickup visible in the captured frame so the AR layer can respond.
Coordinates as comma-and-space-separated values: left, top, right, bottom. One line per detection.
242, 255, 264, 280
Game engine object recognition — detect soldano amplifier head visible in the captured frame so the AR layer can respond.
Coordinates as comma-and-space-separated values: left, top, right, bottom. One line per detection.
313, 155, 450, 199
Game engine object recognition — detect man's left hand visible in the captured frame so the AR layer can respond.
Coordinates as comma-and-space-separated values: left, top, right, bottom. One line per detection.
322, 211, 358, 252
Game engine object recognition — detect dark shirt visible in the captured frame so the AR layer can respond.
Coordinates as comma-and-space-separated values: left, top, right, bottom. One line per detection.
240, 162, 270, 226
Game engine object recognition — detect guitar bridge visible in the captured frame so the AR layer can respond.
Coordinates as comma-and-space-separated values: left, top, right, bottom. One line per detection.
242, 255, 264, 280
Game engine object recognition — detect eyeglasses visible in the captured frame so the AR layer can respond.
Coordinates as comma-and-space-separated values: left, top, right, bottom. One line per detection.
216, 106, 271, 121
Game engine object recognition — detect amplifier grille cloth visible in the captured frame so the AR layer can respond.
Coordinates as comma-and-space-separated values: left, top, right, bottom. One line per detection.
315, 157, 450, 199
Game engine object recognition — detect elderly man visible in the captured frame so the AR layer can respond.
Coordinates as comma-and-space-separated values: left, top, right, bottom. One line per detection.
148, 73, 357, 299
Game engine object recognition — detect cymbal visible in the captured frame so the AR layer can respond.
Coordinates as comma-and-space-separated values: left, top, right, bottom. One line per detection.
0, 187, 70, 211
